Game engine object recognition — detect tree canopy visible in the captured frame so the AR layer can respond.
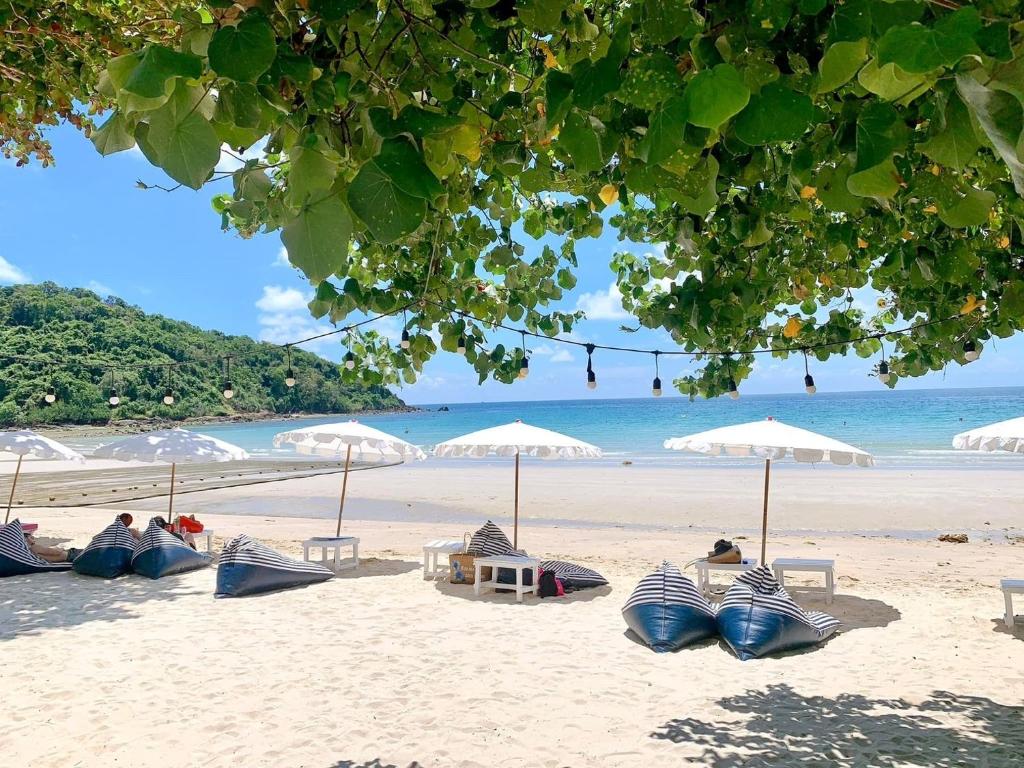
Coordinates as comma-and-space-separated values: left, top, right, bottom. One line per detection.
10, 0, 1024, 396
0, 283, 405, 426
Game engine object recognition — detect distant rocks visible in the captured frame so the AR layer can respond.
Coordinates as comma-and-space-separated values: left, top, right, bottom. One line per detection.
437, 406, 450, 412
938, 533, 969, 544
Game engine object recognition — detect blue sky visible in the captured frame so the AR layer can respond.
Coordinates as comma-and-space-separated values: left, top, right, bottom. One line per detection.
2, 124, 1021, 405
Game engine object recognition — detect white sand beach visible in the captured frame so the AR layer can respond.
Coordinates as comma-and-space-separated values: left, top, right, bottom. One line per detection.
2, 462, 1023, 767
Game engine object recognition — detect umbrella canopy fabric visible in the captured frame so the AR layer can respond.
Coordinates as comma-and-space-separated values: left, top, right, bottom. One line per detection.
273, 420, 424, 538
433, 420, 602, 459
952, 416, 1024, 454
0, 430, 85, 462
272, 420, 426, 462
434, 420, 602, 547
1, 430, 84, 524
664, 418, 873, 467
92, 428, 250, 464
664, 417, 872, 561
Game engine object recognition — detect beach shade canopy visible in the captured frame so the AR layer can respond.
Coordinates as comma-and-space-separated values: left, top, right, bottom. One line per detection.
273, 420, 426, 537
1, 430, 84, 524
664, 417, 872, 561
93, 428, 249, 519
434, 420, 602, 547
952, 416, 1024, 454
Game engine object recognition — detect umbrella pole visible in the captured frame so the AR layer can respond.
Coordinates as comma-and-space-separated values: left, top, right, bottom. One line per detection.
336, 444, 352, 538
513, 451, 520, 549
760, 458, 771, 564
168, 462, 176, 522
4, 454, 23, 525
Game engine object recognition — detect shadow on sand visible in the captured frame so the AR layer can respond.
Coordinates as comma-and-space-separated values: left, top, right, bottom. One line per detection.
432, 578, 612, 604
331, 557, 421, 579
990, 617, 1024, 640
651, 683, 1024, 767
0, 570, 206, 641
328, 761, 424, 768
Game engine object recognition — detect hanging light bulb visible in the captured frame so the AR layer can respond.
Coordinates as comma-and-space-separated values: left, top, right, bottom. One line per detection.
284, 346, 296, 387
108, 388, 120, 407
518, 331, 529, 379
803, 352, 816, 395
400, 329, 411, 350
877, 359, 890, 383
728, 378, 740, 400
963, 340, 979, 362
585, 344, 597, 390
222, 381, 234, 399
651, 352, 662, 397
163, 387, 175, 405
44, 385, 56, 404
344, 351, 356, 370
457, 335, 467, 355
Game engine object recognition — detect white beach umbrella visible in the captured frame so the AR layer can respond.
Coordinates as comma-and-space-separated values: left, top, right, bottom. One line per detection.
93, 428, 249, 519
273, 420, 426, 537
952, 416, 1024, 454
664, 417, 873, 562
434, 420, 603, 548
0, 430, 85, 524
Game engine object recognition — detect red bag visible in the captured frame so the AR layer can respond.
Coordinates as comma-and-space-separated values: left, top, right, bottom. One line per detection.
177, 515, 204, 533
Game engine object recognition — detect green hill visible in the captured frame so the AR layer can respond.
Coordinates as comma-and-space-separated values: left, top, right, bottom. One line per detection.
0, 282, 406, 426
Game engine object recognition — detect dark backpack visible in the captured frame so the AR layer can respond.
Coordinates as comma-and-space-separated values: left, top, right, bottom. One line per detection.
538, 569, 560, 598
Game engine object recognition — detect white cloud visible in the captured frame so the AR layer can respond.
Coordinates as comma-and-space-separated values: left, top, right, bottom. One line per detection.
0, 256, 30, 284
86, 280, 114, 296
549, 349, 575, 363
273, 247, 292, 268
256, 285, 310, 313
576, 282, 631, 320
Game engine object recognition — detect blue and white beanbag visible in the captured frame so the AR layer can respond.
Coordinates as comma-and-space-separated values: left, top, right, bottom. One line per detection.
0, 518, 73, 577
73, 518, 136, 578
216, 534, 333, 597
716, 565, 840, 660
623, 561, 717, 652
540, 559, 608, 590
131, 519, 211, 579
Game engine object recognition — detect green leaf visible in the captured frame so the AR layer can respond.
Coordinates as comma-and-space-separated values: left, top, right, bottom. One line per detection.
1001, 281, 1024, 318
208, 12, 277, 82
684, 64, 751, 129
286, 145, 338, 206
309, 0, 363, 22
854, 102, 905, 172
847, 158, 899, 199
857, 59, 932, 103
273, 48, 317, 88
216, 83, 264, 129
348, 161, 426, 243
145, 96, 221, 189
815, 39, 868, 93
642, 0, 699, 45
545, 70, 574, 128
560, 111, 604, 174
876, 10, 980, 75
518, 0, 566, 31
122, 46, 202, 99
374, 138, 443, 201
938, 187, 996, 228
281, 193, 353, 283
369, 106, 463, 139
619, 52, 684, 109
816, 160, 864, 213
639, 95, 688, 165
976, 22, 1012, 62
956, 74, 1024, 194
91, 112, 136, 155
572, 26, 630, 109
734, 83, 814, 144
919, 93, 980, 171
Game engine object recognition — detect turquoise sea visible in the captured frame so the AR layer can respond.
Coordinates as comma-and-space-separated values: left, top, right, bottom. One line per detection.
192, 386, 1024, 470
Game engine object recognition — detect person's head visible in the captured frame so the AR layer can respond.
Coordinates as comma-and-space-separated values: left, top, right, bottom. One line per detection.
118, 513, 134, 527
151, 516, 167, 529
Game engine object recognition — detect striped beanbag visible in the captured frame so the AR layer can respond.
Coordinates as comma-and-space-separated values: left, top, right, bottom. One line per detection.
540, 559, 608, 590
0, 519, 73, 577
131, 519, 211, 579
467, 520, 517, 556
622, 561, 717, 652
716, 565, 840, 660
73, 518, 136, 578
216, 535, 334, 597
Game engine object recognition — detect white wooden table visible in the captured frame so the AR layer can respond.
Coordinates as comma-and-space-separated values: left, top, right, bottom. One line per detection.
197, 529, 215, 553
473, 555, 540, 602
303, 537, 359, 571
695, 558, 759, 597
1002, 579, 1024, 627
422, 539, 465, 579
773, 558, 836, 604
